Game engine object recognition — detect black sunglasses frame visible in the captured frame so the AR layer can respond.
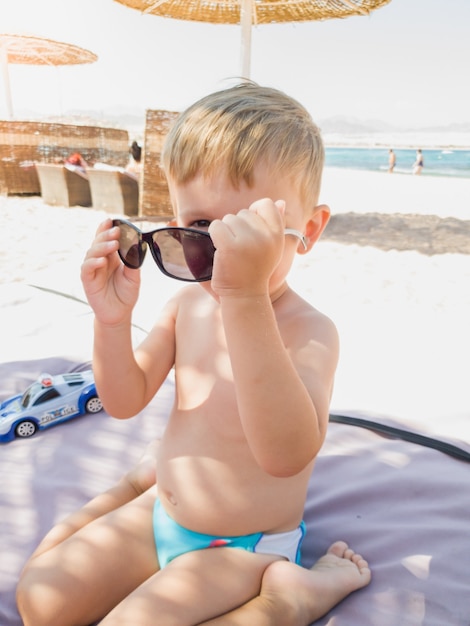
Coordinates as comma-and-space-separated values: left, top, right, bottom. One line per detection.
113, 218, 308, 283
113, 218, 216, 282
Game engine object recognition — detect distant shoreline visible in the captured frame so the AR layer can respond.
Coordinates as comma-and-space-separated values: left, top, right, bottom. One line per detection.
323, 146, 470, 179
324, 142, 470, 150
322, 133, 470, 150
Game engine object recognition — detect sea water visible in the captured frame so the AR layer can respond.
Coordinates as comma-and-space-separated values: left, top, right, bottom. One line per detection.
325, 147, 470, 178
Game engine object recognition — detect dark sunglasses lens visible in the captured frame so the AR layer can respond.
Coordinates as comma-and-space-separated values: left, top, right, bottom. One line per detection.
152, 229, 215, 281
114, 221, 144, 269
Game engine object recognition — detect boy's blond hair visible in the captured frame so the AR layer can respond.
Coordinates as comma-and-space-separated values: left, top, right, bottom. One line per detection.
161, 82, 324, 209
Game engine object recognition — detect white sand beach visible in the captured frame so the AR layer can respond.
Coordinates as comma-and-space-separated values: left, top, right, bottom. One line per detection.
1, 167, 469, 443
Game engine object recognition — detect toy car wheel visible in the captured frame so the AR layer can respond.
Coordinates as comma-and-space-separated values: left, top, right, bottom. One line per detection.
15, 420, 37, 438
85, 396, 103, 413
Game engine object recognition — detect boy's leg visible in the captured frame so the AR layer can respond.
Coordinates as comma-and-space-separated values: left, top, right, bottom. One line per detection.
19, 443, 370, 626
202, 542, 371, 626
99, 546, 282, 626
29, 441, 158, 559
17, 486, 159, 626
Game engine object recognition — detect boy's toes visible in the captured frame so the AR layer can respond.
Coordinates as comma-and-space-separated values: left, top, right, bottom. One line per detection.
326, 541, 349, 558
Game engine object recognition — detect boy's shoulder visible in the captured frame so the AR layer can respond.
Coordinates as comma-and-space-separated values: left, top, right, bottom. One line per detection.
172, 284, 216, 313
277, 287, 329, 319
277, 287, 338, 342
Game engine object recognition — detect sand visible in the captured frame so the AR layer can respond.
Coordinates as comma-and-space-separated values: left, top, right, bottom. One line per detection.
1, 167, 469, 443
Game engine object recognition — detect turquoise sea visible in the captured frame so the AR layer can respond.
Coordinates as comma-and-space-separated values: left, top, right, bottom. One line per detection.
325, 147, 470, 178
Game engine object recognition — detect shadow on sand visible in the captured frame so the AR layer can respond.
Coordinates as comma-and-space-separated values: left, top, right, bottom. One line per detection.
323, 212, 470, 255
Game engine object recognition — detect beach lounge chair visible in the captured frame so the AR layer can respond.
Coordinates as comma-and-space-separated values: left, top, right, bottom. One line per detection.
87, 168, 139, 216
0, 159, 40, 196
36, 163, 92, 207
0, 120, 130, 196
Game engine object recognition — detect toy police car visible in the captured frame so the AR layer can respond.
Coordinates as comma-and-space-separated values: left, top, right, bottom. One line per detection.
0, 370, 103, 442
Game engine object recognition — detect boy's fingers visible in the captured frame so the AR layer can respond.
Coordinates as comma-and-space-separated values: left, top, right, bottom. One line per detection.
83, 239, 119, 262
247, 198, 285, 230
95, 217, 114, 235
210, 199, 286, 247
274, 199, 286, 217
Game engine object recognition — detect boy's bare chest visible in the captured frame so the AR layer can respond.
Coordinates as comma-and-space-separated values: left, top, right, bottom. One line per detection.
174, 304, 235, 413
177, 303, 229, 366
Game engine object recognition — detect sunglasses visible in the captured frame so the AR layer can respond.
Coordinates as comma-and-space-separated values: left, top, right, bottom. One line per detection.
113, 218, 308, 283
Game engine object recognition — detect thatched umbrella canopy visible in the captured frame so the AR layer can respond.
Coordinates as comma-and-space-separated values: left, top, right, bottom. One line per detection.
113, 0, 391, 77
0, 34, 98, 118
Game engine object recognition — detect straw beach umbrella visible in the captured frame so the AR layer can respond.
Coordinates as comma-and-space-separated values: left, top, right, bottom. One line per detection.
113, 0, 391, 78
0, 33, 98, 119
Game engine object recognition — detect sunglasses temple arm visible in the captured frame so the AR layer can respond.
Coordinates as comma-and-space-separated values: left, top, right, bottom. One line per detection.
284, 228, 308, 251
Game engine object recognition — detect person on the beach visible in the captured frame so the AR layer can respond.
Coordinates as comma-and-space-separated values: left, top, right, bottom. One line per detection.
388, 148, 396, 173
64, 152, 88, 176
413, 148, 424, 175
17, 82, 371, 626
126, 139, 142, 179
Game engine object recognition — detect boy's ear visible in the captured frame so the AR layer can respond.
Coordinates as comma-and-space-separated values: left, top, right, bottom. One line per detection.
298, 204, 330, 254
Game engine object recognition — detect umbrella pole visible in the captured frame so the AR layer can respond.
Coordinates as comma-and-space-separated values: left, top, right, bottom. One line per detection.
240, 0, 252, 79
54, 66, 64, 118
0, 45, 14, 119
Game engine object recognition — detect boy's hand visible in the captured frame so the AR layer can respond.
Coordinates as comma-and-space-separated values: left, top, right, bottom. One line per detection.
81, 219, 140, 325
208, 199, 285, 298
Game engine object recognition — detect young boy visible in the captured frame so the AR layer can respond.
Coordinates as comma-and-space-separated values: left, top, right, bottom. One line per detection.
17, 83, 370, 626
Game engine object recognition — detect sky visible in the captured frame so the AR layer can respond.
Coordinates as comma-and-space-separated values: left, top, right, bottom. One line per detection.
0, 0, 469, 129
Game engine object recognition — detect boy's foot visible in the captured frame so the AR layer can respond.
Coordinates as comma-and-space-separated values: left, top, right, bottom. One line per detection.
309, 540, 371, 599
261, 541, 371, 624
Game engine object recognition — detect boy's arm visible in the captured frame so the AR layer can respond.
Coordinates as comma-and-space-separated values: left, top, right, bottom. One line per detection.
92, 300, 176, 418
210, 202, 338, 477
81, 219, 176, 418
220, 295, 338, 477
